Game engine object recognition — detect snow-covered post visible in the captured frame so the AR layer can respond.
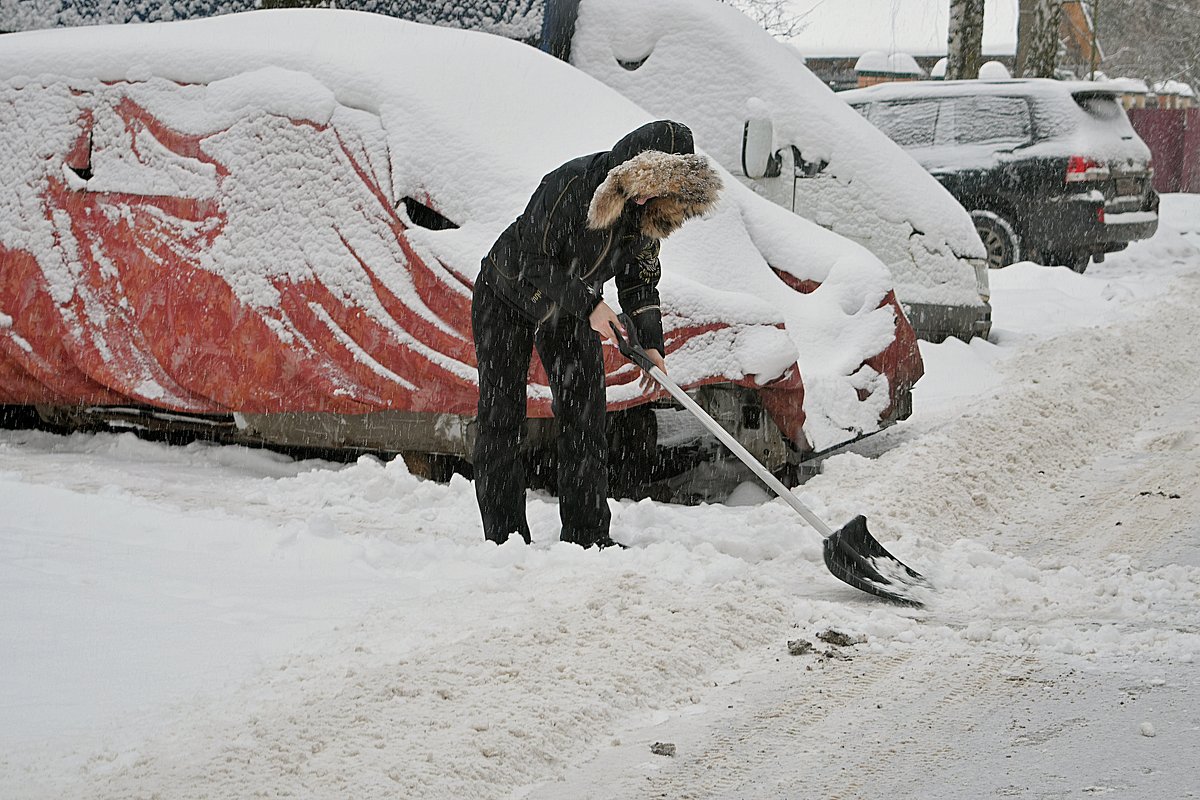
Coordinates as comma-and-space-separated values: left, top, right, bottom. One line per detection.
946, 0, 985, 81
1016, 0, 1063, 78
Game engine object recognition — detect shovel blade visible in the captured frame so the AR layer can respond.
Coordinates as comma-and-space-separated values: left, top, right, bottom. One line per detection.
822, 515, 930, 606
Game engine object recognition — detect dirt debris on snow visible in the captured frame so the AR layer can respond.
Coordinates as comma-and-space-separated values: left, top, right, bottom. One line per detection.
816, 629, 867, 647
787, 639, 814, 656
649, 741, 677, 757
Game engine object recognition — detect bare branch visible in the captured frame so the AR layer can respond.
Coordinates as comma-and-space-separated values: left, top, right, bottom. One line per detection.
720, 0, 810, 39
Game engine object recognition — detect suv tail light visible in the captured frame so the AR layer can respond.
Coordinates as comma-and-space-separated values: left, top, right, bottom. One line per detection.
1066, 155, 1110, 183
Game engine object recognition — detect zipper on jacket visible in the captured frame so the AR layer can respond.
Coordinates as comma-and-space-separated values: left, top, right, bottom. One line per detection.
581, 226, 615, 280
488, 254, 518, 281
542, 177, 578, 256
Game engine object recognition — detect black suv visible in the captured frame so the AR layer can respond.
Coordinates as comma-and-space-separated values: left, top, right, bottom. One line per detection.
841, 79, 1159, 273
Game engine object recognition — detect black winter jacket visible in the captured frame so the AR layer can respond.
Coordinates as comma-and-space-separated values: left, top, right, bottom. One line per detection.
478, 121, 700, 353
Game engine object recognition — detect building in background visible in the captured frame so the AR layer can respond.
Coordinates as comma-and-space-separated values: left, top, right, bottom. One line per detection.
782, 0, 1099, 90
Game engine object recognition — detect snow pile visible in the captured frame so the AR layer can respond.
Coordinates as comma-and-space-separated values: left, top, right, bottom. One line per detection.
977, 60, 1011, 80
907, 193, 1200, 420
854, 51, 925, 76
1152, 79, 1196, 98
992, 193, 1200, 339
572, 0, 988, 310
0, 9, 915, 448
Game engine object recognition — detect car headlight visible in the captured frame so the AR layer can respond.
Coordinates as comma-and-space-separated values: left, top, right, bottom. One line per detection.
971, 257, 991, 303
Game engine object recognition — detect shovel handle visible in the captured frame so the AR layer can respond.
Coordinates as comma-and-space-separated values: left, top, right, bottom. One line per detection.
610, 314, 655, 371
609, 314, 835, 538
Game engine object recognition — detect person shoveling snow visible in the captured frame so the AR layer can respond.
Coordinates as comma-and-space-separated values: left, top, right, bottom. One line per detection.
472, 120, 721, 548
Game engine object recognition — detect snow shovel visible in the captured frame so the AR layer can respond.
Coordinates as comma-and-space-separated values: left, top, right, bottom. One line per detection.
611, 316, 929, 606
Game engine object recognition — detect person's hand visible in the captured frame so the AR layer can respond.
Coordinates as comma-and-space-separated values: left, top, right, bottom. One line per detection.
589, 301, 623, 344
639, 348, 666, 393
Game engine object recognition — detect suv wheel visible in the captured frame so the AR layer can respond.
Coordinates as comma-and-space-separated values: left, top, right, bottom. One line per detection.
970, 210, 1021, 269
1044, 251, 1090, 274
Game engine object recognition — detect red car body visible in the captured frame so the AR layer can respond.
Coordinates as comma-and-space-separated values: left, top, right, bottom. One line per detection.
0, 17, 921, 467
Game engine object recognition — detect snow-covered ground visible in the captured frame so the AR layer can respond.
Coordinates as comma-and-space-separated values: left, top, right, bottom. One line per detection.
2, 194, 1199, 798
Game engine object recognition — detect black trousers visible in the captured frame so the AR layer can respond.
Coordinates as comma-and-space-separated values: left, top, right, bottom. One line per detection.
471, 276, 611, 547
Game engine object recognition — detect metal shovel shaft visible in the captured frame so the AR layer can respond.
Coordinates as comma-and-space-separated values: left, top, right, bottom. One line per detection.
611, 315, 928, 606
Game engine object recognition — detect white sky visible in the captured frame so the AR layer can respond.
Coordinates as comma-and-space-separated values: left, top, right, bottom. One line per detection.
784, 0, 1021, 58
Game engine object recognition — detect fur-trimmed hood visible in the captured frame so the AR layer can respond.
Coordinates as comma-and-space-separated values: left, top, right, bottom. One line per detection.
482, 120, 712, 342
587, 150, 723, 239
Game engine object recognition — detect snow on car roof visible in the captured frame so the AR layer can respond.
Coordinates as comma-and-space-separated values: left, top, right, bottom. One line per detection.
841, 78, 1123, 104
0, 9, 911, 450
843, 78, 1150, 167
571, 0, 987, 309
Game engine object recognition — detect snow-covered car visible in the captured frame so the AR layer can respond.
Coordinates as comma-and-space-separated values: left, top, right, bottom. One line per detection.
0, 9, 921, 477
841, 79, 1160, 273
546, 0, 993, 343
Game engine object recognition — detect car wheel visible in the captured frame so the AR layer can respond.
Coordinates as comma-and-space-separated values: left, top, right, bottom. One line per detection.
969, 210, 1021, 269
606, 405, 659, 498
1045, 251, 1090, 273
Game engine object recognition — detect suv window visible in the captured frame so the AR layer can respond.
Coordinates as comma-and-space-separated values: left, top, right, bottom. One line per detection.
945, 96, 1031, 145
1074, 93, 1123, 120
1072, 91, 1138, 138
870, 99, 939, 147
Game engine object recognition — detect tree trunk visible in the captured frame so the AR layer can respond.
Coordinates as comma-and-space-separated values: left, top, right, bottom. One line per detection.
1016, 0, 1063, 78
946, 0, 985, 80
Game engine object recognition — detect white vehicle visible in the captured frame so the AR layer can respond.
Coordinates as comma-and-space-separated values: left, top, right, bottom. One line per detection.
0, 9, 921, 477
553, 0, 993, 342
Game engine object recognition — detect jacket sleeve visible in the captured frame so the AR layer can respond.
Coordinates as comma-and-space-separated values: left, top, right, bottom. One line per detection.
616, 238, 665, 353
514, 175, 604, 321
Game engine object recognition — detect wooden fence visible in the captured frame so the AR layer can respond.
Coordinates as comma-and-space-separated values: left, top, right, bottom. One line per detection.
1128, 108, 1200, 194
